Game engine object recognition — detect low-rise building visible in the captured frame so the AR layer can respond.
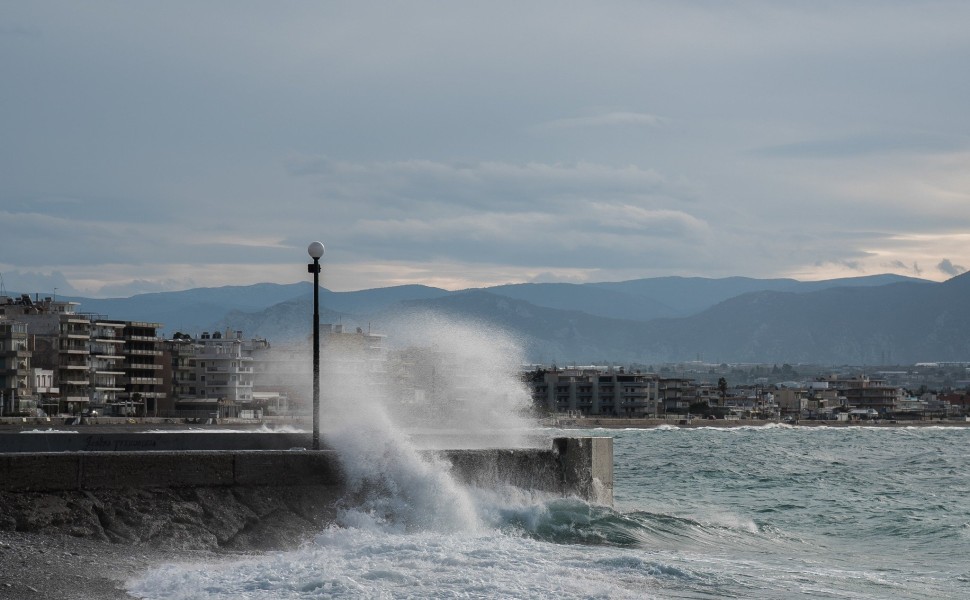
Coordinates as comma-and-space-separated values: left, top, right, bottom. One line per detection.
530, 367, 678, 417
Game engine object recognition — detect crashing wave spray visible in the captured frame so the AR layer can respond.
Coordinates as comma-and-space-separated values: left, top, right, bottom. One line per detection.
317, 310, 544, 532
377, 310, 543, 449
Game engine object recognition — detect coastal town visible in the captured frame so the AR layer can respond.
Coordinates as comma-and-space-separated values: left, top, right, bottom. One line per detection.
2, 293, 969, 426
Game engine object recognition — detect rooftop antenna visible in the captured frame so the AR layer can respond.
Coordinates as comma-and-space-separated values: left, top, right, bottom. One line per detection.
0, 273, 5, 296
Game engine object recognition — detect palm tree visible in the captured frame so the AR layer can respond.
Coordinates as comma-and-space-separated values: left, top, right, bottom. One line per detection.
717, 377, 728, 407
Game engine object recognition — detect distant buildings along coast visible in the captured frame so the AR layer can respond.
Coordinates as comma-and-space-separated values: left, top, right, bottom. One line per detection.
2, 293, 968, 423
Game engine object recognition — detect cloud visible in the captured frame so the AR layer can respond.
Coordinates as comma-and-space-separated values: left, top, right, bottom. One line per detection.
889, 260, 923, 276
5, 2, 970, 296
752, 132, 968, 159
536, 111, 666, 131
586, 204, 709, 237
285, 156, 682, 217
937, 258, 967, 276
528, 271, 590, 285
0, 270, 79, 296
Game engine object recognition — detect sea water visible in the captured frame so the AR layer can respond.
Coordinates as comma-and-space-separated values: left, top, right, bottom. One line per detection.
127, 424, 970, 599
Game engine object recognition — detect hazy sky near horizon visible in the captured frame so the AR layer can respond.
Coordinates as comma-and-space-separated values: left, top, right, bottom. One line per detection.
3, 1, 969, 297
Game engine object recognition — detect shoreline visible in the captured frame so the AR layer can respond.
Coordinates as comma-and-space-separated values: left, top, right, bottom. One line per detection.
0, 483, 334, 600
0, 530, 223, 600
544, 417, 970, 429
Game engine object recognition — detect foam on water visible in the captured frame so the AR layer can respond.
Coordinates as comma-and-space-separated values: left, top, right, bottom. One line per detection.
125, 316, 970, 599
128, 526, 690, 599
128, 313, 563, 598
19, 428, 78, 433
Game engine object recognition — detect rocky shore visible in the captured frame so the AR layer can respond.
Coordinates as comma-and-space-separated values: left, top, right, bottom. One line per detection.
0, 529, 198, 599
0, 485, 338, 599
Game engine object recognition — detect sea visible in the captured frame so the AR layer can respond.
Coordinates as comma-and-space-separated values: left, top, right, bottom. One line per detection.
126, 424, 970, 599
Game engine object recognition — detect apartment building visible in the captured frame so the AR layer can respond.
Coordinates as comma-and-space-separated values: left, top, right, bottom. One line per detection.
1, 295, 93, 414
776, 388, 810, 418
842, 385, 903, 415
0, 319, 30, 414
162, 330, 271, 418
162, 333, 197, 408
115, 320, 165, 416
531, 367, 668, 417
193, 330, 254, 411
0, 295, 165, 416
818, 374, 902, 415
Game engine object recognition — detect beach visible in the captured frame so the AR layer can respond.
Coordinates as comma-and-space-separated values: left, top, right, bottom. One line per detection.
0, 530, 197, 599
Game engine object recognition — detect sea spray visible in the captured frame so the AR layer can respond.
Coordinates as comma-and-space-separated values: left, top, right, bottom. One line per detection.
324, 407, 482, 533
129, 427, 970, 599
376, 310, 540, 448
128, 314, 641, 598
315, 312, 545, 532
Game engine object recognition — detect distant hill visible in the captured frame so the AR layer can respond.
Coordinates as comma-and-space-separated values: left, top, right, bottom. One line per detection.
25, 272, 968, 365
636, 272, 970, 364
376, 290, 654, 365
482, 274, 925, 321
484, 282, 679, 321
375, 274, 967, 364
587, 274, 927, 317
61, 283, 309, 334
318, 284, 451, 314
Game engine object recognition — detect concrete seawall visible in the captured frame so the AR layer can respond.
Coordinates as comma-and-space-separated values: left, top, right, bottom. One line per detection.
0, 436, 613, 505
0, 435, 613, 599
0, 431, 313, 453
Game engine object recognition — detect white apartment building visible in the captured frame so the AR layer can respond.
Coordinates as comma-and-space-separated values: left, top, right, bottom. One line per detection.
194, 330, 254, 405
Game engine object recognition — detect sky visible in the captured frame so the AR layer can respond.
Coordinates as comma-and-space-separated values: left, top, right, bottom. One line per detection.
2, 1, 969, 298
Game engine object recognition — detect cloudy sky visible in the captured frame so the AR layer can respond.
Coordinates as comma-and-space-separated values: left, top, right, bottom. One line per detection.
2, 1, 969, 297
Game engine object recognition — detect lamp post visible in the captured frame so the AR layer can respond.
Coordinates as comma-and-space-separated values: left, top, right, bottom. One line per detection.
307, 241, 325, 450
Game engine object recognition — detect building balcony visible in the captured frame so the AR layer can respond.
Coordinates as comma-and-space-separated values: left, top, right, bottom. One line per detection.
125, 334, 159, 342
127, 363, 163, 370
126, 377, 163, 385
93, 370, 126, 377
126, 349, 163, 356
205, 366, 254, 373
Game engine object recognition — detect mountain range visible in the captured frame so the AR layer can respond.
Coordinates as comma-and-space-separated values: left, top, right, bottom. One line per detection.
31, 272, 970, 365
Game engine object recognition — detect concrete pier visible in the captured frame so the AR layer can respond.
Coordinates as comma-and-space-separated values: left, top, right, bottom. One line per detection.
0, 436, 613, 504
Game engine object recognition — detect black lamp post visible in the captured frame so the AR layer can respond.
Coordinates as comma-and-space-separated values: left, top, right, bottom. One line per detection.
307, 241, 325, 450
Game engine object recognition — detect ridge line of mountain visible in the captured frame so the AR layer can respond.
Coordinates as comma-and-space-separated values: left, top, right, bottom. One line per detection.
10, 272, 968, 364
